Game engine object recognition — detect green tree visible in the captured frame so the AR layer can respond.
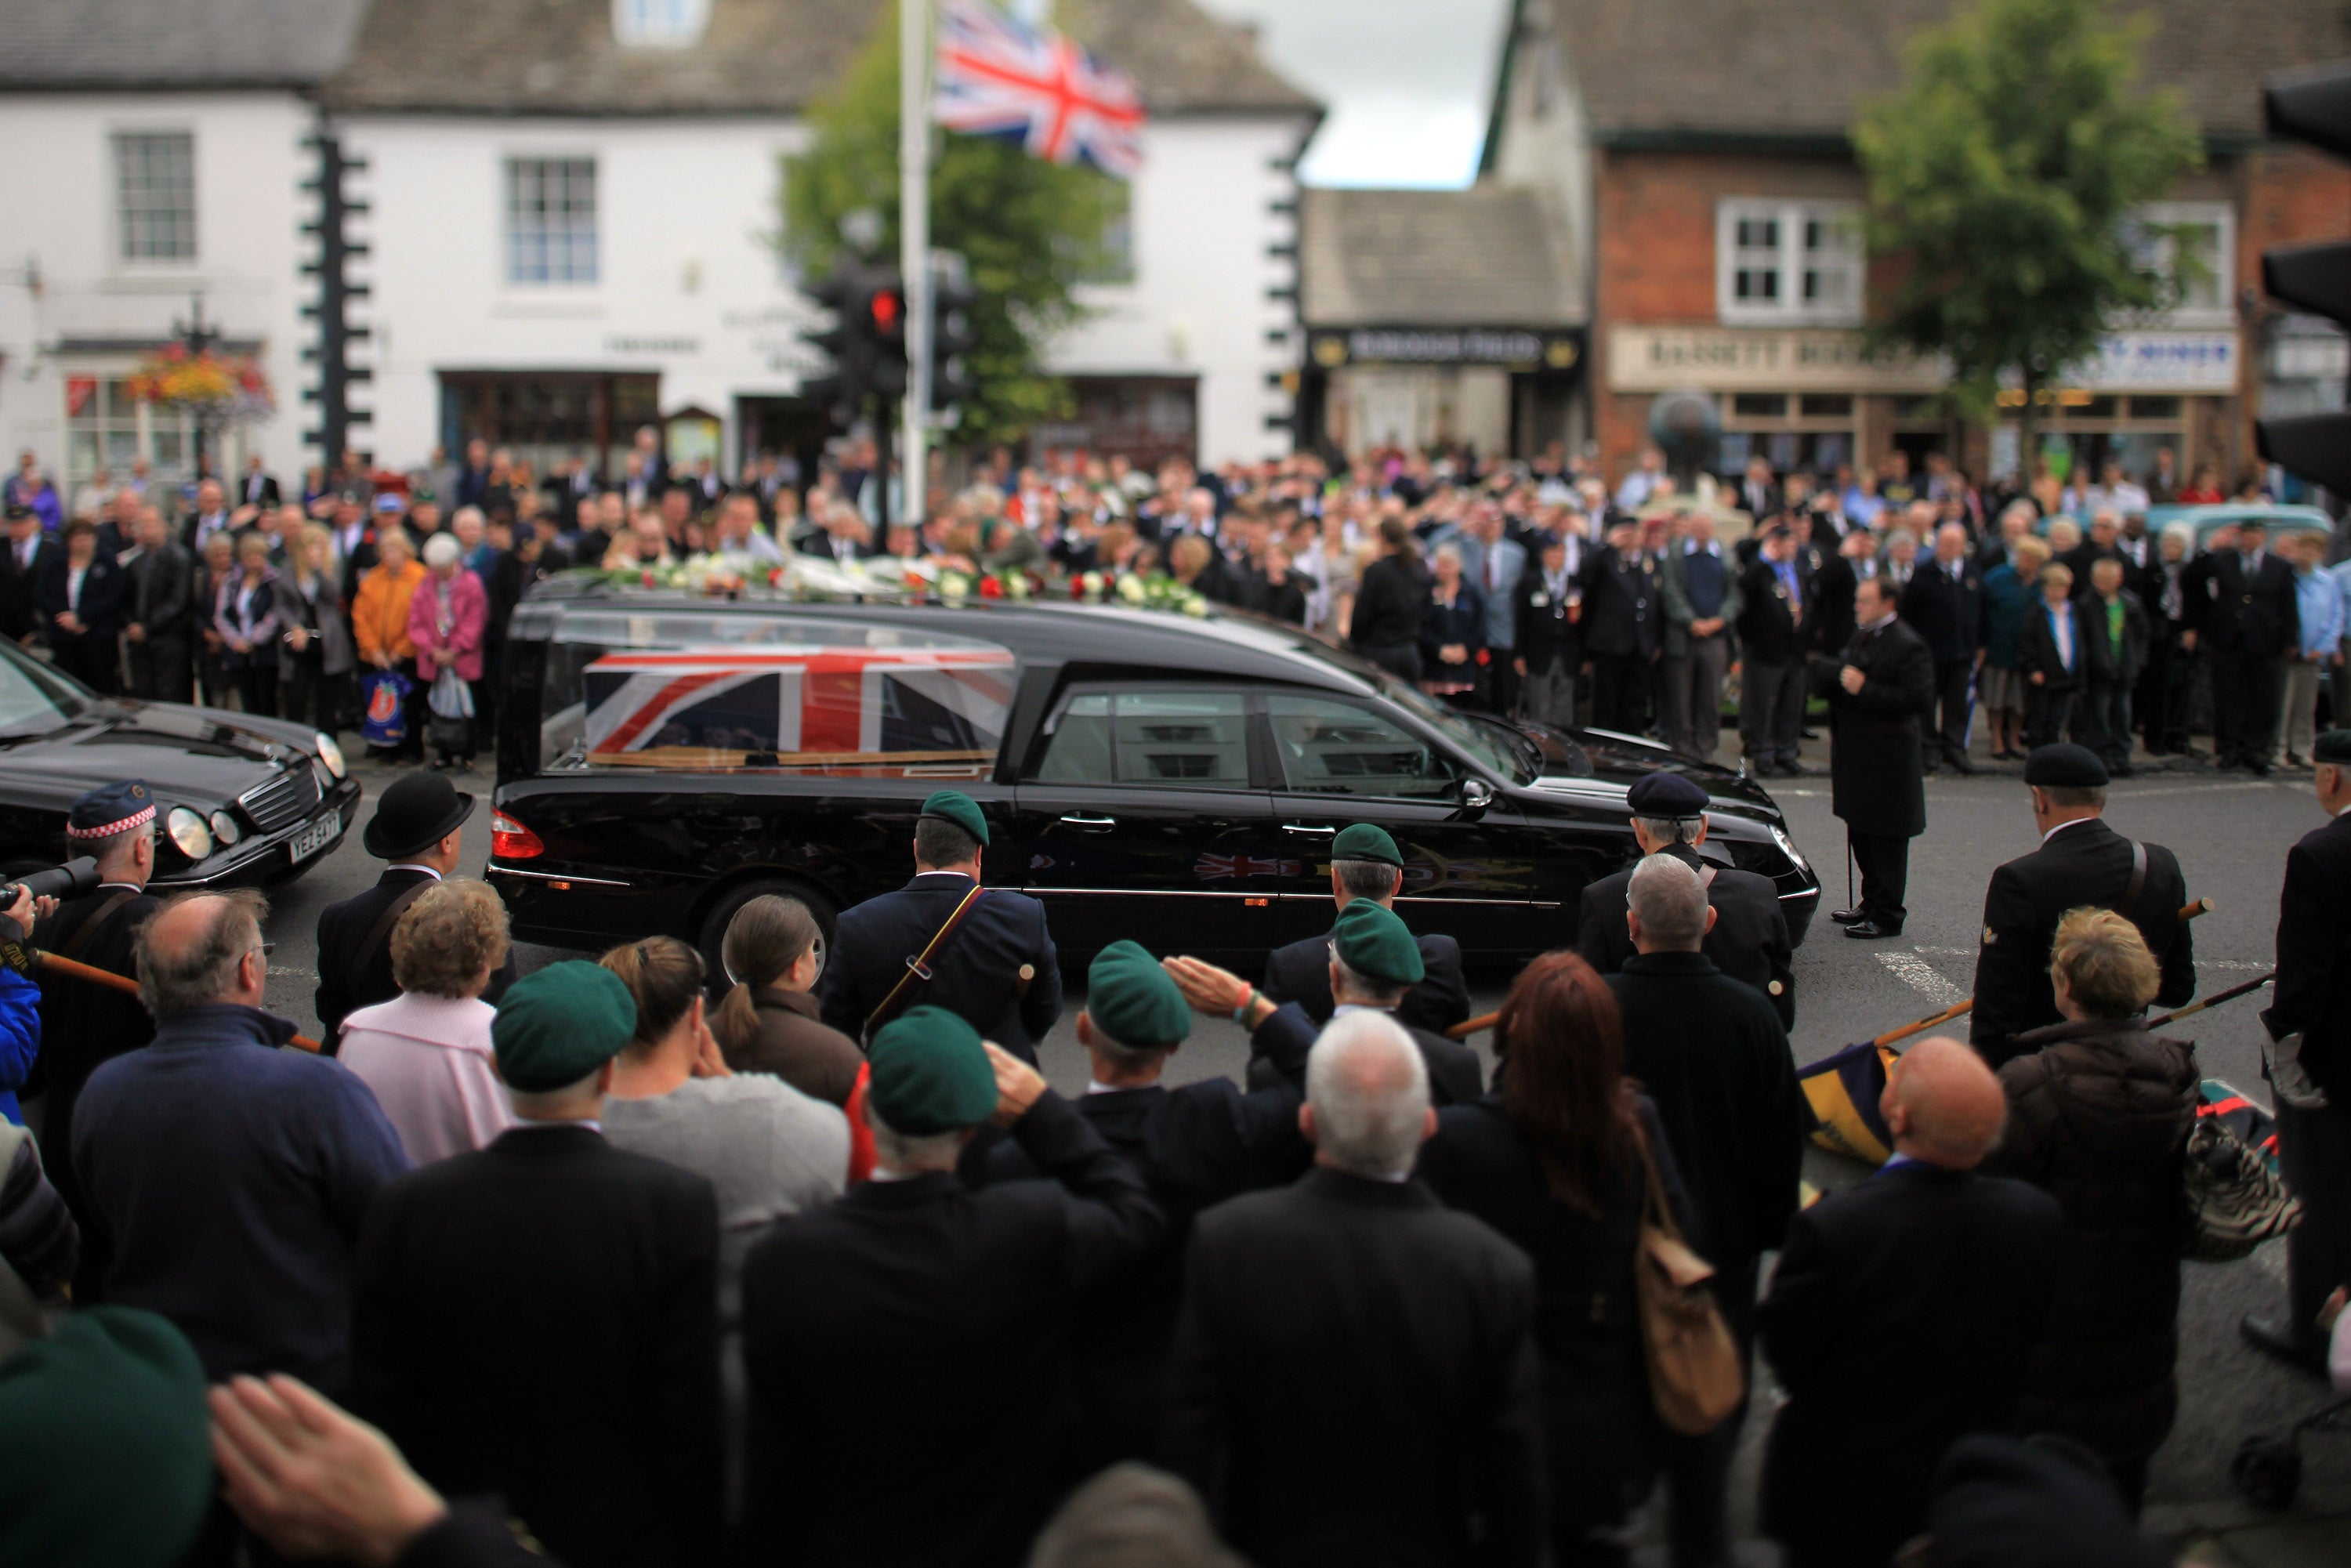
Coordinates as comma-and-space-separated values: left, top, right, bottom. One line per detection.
1856, 0, 2203, 463
782, 5, 1123, 448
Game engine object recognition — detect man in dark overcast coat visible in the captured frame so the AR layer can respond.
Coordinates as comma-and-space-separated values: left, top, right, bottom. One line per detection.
1828, 574, 1936, 939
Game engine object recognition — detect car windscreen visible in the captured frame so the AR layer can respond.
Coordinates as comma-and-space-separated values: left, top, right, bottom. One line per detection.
0, 639, 93, 738
538, 610, 1017, 777
1369, 671, 1536, 784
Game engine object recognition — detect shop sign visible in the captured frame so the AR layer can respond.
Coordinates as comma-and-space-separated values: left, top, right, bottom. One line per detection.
1608, 327, 1943, 393
1309, 327, 1583, 371
2065, 331, 2238, 393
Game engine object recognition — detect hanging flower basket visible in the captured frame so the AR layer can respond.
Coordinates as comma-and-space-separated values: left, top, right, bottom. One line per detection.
125, 346, 277, 426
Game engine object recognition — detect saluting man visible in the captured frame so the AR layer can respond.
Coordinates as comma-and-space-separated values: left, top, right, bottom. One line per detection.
1257, 823, 1469, 1036
1576, 770, 1795, 1028
1969, 744, 2193, 1067
31, 780, 161, 1228
819, 790, 1060, 1060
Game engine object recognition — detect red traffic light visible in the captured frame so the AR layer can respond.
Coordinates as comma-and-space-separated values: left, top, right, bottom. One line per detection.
868, 288, 904, 335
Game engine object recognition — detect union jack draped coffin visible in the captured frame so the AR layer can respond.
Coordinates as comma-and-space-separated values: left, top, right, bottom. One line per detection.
933, 0, 1145, 178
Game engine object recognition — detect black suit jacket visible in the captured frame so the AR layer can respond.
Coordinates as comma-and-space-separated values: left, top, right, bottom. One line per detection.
1756, 1161, 2063, 1563
1969, 817, 2193, 1066
127, 540, 197, 642
1167, 1168, 1543, 1568
2202, 549, 2299, 657
818, 872, 1060, 1057
34, 552, 126, 641
2016, 596, 2087, 692
238, 472, 281, 511
1736, 559, 1813, 665
1259, 922, 1470, 1036
1828, 617, 1935, 841
1607, 951, 1805, 1276
315, 870, 520, 1052
741, 1092, 1161, 1568
1511, 563, 1582, 672
0, 538, 48, 641
2264, 809, 2351, 1099
31, 885, 160, 1233
352, 1126, 723, 1568
1806, 549, 1859, 655
1900, 559, 1986, 663
1577, 845, 1795, 1028
1579, 550, 1660, 660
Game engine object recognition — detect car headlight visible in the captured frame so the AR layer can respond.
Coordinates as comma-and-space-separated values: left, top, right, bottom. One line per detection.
167, 806, 214, 860
208, 810, 244, 846
313, 732, 346, 780
1770, 822, 1812, 877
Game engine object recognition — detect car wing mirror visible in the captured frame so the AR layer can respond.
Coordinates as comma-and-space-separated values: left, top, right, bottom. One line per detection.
1459, 777, 1494, 813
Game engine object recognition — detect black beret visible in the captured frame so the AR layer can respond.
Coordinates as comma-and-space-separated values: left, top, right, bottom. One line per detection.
2023, 744, 2108, 788
2313, 730, 2351, 766
1925, 1436, 2166, 1568
1627, 771, 1711, 817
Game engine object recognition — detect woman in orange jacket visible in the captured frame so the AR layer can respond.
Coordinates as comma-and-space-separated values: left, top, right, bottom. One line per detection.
350, 528, 426, 760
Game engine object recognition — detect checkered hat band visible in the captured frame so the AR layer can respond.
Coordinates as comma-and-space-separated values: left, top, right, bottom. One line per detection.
66, 803, 156, 839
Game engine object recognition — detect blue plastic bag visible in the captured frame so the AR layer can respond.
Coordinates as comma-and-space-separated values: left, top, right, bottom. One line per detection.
361, 669, 413, 748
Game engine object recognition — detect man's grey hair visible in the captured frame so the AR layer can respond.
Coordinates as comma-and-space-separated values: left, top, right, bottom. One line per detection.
1306, 1011, 1429, 1179
136, 889, 268, 1020
864, 1102, 968, 1173
1327, 943, 1407, 1008
509, 1073, 603, 1117
1628, 853, 1708, 952
1632, 815, 1704, 846
89, 817, 154, 876
1332, 857, 1401, 901
1028, 1462, 1242, 1568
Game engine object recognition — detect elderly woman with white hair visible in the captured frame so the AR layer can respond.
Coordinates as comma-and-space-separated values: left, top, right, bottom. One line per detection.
406, 529, 489, 772
1418, 539, 1487, 706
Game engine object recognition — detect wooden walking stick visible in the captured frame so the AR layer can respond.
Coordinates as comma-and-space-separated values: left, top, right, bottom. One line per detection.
35, 951, 324, 1053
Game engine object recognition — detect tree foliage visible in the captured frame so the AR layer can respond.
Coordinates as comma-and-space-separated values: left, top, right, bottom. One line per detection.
1856, 0, 2202, 451
781, 5, 1122, 447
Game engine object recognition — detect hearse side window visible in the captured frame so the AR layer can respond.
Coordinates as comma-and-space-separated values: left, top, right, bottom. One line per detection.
1266, 693, 1458, 799
1034, 690, 1251, 788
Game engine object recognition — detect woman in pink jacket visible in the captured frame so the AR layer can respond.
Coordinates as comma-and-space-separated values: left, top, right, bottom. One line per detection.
408, 532, 489, 771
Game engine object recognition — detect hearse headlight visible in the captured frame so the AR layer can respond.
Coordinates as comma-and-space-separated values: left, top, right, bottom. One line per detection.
208, 810, 244, 846
1770, 822, 1811, 876
167, 806, 214, 860
313, 732, 347, 780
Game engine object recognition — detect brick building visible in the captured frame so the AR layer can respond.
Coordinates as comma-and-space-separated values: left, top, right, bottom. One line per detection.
1480, 0, 2351, 491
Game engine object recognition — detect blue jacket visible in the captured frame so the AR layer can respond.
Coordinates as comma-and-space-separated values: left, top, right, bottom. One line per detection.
0, 967, 39, 1124
2295, 567, 2344, 660
72, 1003, 409, 1390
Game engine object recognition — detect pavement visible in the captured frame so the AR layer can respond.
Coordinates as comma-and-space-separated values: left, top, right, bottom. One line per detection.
268, 733, 2350, 1564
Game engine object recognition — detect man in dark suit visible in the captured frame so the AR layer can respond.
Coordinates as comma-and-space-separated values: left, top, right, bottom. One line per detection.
741, 1005, 1163, 1568
1607, 853, 1806, 1568
2201, 520, 2298, 774
237, 454, 281, 512
1580, 522, 1661, 733
2243, 730, 2351, 1374
1166, 1009, 1542, 1568
313, 773, 516, 1052
0, 502, 50, 643
1513, 529, 1585, 730
123, 505, 197, 701
820, 790, 1061, 1059
1969, 745, 2193, 1067
35, 519, 126, 693
980, 942, 1313, 1468
179, 476, 236, 556
1737, 525, 1816, 777
1578, 770, 1795, 1028
1830, 575, 1936, 939
1256, 899, 1481, 1106
353, 962, 722, 1568
1759, 1037, 2063, 1568
1900, 523, 1987, 773
1257, 823, 1469, 1036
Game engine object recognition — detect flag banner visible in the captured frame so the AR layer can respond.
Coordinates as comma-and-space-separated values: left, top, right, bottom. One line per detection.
1799, 1041, 1898, 1165
934, 0, 1145, 177
582, 646, 1016, 771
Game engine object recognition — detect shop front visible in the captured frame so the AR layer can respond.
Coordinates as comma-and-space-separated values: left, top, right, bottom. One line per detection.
1302, 326, 1586, 461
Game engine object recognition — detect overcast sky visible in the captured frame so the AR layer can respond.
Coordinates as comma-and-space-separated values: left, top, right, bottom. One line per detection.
1190, 0, 1515, 187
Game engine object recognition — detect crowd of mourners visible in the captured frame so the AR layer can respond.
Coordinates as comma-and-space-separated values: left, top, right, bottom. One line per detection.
0, 429, 2348, 1568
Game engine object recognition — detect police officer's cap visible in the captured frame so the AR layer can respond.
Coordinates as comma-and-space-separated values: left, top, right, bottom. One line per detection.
67, 780, 156, 842
2023, 744, 2107, 789
918, 790, 989, 847
1626, 772, 1710, 818
1331, 823, 1401, 866
868, 1004, 998, 1134
2, 502, 30, 522
2313, 730, 2351, 766
1332, 900, 1425, 987
1086, 940, 1190, 1050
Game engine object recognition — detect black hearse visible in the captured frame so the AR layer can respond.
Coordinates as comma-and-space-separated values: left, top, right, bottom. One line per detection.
486, 579, 1820, 969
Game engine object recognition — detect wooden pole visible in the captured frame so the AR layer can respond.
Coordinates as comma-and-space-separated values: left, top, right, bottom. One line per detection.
36, 951, 324, 1053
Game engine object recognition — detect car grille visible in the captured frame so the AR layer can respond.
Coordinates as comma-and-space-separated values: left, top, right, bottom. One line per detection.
238, 767, 323, 834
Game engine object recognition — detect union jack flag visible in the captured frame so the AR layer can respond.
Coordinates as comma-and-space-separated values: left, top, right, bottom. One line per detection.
582, 646, 1016, 762
1194, 852, 1302, 882
933, 0, 1145, 178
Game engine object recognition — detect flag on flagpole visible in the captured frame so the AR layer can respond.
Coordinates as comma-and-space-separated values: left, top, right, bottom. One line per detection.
933, 0, 1145, 178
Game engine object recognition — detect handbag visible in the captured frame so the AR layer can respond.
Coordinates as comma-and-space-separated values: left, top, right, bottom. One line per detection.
360, 669, 412, 747
1631, 1120, 1746, 1435
429, 665, 475, 720
2181, 1082, 2302, 1262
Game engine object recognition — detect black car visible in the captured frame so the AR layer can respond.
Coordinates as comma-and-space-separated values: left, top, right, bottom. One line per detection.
0, 640, 361, 887
486, 581, 1820, 971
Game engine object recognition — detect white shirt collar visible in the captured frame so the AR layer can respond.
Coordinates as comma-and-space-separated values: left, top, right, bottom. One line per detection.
389, 864, 444, 879
2041, 815, 2099, 844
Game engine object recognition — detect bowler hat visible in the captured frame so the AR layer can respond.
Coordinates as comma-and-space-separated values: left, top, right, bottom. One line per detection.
362, 770, 476, 860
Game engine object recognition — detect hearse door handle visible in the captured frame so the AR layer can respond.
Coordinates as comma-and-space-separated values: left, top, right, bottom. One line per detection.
1282, 823, 1337, 836
1060, 813, 1117, 831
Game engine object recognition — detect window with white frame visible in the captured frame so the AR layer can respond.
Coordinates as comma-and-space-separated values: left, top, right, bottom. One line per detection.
2127, 201, 2233, 324
505, 158, 599, 286
613, 0, 708, 46
113, 131, 196, 264
1715, 200, 1862, 327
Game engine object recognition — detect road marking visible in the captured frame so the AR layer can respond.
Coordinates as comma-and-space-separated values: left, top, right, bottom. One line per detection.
1910, 945, 2266, 970
1877, 951, 1968, 1006
2106, 780, 2293, 799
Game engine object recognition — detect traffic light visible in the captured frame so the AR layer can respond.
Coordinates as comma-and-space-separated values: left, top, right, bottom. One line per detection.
798, 260, 875, 426
929, 253, 980, 417
865, 276, 908, 401
2255, 62, 2351, 496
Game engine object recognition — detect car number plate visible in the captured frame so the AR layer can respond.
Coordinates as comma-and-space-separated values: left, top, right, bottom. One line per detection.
288, 815, 339, 864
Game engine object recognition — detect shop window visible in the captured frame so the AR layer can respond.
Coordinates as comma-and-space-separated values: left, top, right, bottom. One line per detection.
114, 131, 196, 264
505, 158, 599, 286
2125, 396, 2182, 421
1731, 393, 1787, 418
1716, 200, 1862, 328
613, 0, 708, 45
1799, 394, 1854, 418
61, 371, 200, 495
2125, 202, 2233, 325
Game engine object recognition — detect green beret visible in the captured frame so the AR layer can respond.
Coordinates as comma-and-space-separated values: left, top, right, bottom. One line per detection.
868, 1004, 998, 1134
1333, 900, 1425, 986
492, 961, 638, 1092
1086, 940, 1190, 1050
2315, 730, 2351, 766
1331, 822, 1401, 866
0, 1307, 213, 1568
919, 789, 990, 846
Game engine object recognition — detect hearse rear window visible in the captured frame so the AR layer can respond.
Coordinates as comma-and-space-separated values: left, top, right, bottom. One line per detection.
539, 611, 1017, 777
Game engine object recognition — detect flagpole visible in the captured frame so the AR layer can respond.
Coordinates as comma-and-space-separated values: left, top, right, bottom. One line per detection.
899, 0, 932, 532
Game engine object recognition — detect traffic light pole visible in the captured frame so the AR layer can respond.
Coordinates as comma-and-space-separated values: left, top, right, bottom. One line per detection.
899, 0, 933, 531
